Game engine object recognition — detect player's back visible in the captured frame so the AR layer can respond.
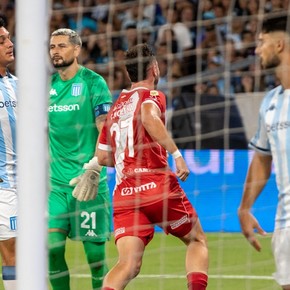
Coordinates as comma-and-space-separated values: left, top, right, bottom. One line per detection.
108, 87, 168, 180
105, 87, 184, 209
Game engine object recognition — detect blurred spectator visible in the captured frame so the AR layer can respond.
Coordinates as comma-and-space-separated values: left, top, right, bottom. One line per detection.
156, 3, 193, 57
179, 1, 197, 45
121, 22, 138, 50
240, 29, 255, 57
205, 83, 220, 95
234, 0, 250, 16
201, 0, 215, 20
248, 0, 259, 15
265, 0, 283, 12
226, 17, 244, 50
240, 75, 254, 93
91, 0, 109, 22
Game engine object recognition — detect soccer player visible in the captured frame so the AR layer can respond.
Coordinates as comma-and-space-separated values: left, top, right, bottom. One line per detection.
48, 28, 112, 290
238, 15, 290, 290
0, 17, 17, 290
97, 43, 209, 290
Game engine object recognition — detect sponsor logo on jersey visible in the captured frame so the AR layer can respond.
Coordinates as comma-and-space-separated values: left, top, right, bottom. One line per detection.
169, 215, 189, 230
48, 103, 80, 112
121, 182, 157, 196
85, 229, 98, 237
115, 227, 125, 237
71, 83, 82, 96
266, 121, 290, 133
10, 216, 17, 231
0, 100, 17, 108
111, 97, 134, 119
50, 88, 58, 96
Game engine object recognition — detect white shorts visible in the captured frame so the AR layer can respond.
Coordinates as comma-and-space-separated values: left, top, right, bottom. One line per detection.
272, 227, 290, 286
0, 188, 17, 241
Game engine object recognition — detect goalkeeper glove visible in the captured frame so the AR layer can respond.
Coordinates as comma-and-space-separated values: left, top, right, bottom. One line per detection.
69, 157, 103, 202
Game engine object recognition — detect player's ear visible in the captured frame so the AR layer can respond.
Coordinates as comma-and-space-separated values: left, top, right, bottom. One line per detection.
152, 61, 158, 77
74, 45, 81, 57
276, 36, 287, 53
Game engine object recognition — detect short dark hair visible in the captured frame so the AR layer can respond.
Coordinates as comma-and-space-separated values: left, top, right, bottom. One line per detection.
0, 17, 5, 28
125, 43, 155, 82
262, 14, 290, 35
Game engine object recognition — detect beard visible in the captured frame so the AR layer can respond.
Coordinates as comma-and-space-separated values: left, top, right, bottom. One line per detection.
261, 54, 280, 69
52, 57, 74, 69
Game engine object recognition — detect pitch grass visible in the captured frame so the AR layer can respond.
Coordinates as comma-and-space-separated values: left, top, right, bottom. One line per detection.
0, 233, 280, 290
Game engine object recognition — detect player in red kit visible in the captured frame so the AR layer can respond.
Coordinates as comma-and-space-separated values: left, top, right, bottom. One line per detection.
97, 43, 208, 290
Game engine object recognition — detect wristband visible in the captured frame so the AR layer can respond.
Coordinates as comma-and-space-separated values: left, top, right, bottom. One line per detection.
172, 150, 182, 159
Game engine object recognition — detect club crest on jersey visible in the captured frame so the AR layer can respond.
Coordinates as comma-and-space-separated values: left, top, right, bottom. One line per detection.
150, 90, 159, 97
71, 83, 82, 96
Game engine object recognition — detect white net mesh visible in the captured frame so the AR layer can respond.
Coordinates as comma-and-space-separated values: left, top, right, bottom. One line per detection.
1, 0, 286, 289
48, 1, 281, 288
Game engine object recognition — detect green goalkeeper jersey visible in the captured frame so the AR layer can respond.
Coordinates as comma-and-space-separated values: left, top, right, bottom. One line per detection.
48, 66, 112, 192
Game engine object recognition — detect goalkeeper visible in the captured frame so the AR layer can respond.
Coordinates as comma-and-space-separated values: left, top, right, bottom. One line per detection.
48, 28, 112, 290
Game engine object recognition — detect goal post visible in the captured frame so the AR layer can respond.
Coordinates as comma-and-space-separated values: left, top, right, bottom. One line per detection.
16, 0, 49, 289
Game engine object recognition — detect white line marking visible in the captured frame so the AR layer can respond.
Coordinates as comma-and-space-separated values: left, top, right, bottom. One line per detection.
71, 274, 274, 280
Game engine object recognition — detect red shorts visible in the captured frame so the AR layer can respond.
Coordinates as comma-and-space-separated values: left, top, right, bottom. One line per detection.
113, 193, 197, 246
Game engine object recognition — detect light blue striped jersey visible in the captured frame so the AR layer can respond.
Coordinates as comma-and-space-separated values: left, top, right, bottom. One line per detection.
250, 85, 290, 229
0, 72, 17, 189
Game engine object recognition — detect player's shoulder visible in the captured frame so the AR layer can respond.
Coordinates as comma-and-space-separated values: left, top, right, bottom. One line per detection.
8, 73, 17, 81
79, 66, 106, 83
258, 85, 282, 115
261, 85, 281, 106
264, 85, 282, 99
143, 89, 166, 101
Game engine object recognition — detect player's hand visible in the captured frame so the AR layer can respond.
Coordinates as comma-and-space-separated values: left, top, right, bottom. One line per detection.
175, 157, 190, 182
69, 157, 102, 202
238, 209, 267, 252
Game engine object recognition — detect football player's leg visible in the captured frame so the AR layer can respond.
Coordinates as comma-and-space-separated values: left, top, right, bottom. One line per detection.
48, 231, 70, 290
154, 196, 208, 290
0, 238, 16, 290
103, 236, 145, 290
179, 219, 208, 290
0, 189, 17, 290
83, 241, 108, 290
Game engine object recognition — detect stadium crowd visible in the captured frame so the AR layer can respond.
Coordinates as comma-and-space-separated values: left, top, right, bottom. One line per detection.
1, 0, 286, 96
0, 0, 288, 148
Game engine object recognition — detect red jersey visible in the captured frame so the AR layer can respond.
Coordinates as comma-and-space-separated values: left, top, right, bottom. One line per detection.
99, 87, 184, 209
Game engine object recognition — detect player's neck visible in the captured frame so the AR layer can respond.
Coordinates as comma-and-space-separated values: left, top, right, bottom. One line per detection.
0, 67, 7, 77
131, 80, 155, 90
58, 63, 80, 81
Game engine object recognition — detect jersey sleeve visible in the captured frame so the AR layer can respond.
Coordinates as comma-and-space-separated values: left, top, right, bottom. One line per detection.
90, 73, 112, 108
249, 96, 271, 155
98, 119, 112, 152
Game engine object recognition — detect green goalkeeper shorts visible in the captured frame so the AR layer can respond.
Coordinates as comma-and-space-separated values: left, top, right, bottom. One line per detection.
48, 183, 111, 242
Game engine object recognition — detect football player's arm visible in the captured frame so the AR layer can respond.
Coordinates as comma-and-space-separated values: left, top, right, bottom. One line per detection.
141, 102, 189, 181
238, 152, 271, 251
69, 114, 109, 201
96, 115, 114, 167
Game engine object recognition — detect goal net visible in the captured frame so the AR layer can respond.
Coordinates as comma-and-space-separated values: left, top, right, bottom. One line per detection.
10, 0, 287, 289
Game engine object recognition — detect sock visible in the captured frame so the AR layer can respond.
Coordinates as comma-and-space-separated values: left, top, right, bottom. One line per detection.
2, 266, 16, 290
187, 272, 208, 290
48, 232, 70, 290
83, 241, 108, 290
